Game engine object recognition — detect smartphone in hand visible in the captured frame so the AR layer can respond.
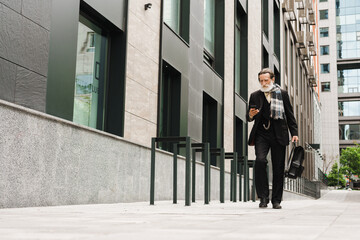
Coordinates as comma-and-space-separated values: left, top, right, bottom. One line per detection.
249, 104, 258, 109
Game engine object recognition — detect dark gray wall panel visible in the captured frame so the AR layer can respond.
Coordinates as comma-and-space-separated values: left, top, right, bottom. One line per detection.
84, 0, 126, 31
203, 64, 223, 104
0, 0, 21, 13
15, 66, 47, 112
162, 25, 189, 74
0, 58, 16, 102
22, 0, 52, 30
235, 94, 247, 122
0, 4, 50, 77
46, 0, 80, 120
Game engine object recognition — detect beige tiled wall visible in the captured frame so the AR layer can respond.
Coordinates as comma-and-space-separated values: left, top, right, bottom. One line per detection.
247, 1, 262, 160
125, 0, 161, 147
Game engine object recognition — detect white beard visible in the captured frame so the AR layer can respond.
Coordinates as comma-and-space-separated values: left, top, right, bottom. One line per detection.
260, 82, 274, 92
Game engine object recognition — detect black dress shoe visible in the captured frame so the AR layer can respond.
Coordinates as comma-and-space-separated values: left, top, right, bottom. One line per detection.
272, 202, 282, 209
259, 198, 269, 208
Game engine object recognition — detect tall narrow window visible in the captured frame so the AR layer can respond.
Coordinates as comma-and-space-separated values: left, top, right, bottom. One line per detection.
73, 15, 107, 129
262, 0, 269, 38
273, 0, 280, 59
159, 62, 181, 152
164, 0, 181, 34
163, 0, 190, 42
203, 92, 218, 166
204, 0, 215, 58
235, 3, 248, 98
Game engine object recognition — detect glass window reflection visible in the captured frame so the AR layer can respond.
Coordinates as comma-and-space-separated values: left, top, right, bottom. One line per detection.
338, 68, 360, 93
338, 101, 360, 116
339, 124, 360, 140
73, 16, 107, 129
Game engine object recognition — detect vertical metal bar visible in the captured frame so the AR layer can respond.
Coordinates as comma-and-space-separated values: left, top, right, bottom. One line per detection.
220, 148, 225, 203
185, 137, 191, 206
233, 153, 237, 202
150, 138, 156, 205
252, 164, 256, 202
230, 160, 234, 201
192, 149, 196, 203
244, 156, 248, 202
204, 143, 210, 204
173, 144, 178, 204
239, 161, 242, 201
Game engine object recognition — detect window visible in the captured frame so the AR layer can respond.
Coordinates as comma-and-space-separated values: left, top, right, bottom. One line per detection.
320, 27, 329, 37
73, 15, 108, 129
163, 0, 190, 42
339, 124, 360, 140
338, 101, 360, 116
235, 2, 248, 99
159, 61, 181, 152
320, 45, 330, 55
203, 0, 224, 76
321, 82, 330, 92
320, 0, 328, 2
321, 63, 330, 73
338, 68, 360, 94
262, 0, 269, 38
204, 0, 215, 59
319, 9, 328, 20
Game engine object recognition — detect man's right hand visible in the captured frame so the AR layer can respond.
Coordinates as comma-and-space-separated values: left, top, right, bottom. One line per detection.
249, 108, 259, 118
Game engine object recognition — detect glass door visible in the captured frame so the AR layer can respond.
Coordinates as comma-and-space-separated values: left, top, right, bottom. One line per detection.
73, 15, 107, 129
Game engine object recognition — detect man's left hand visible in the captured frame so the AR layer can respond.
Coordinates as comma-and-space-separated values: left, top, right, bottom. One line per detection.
292, 136, 299, 143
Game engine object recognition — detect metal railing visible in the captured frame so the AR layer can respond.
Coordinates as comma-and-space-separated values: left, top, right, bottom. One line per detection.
318, 168, 328, 186
150, 136, 255, 205
284, 176, 319, 199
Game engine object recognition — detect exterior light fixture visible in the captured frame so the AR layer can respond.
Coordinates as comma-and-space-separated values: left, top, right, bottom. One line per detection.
145, 3, 152, 10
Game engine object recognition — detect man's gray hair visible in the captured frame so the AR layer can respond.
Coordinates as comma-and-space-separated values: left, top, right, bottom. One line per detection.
258, 68, 275, 80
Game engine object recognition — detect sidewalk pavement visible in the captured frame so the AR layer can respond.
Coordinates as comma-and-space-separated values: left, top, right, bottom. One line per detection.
1, 190, 360, 240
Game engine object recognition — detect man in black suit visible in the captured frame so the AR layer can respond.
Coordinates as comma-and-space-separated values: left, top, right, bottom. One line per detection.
247, 68, 298, 209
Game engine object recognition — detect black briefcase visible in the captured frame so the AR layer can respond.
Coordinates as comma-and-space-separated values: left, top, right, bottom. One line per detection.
285, 143, 305, 179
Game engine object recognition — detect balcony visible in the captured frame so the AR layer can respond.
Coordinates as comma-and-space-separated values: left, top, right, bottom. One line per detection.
296, 31, 305, 48
307, 32, 314, 46
309, 45, 317, 56
295, 0, 305, 10
282, 0, 296, 21
308, 12, 315, 25
306, 0, 314, 14
299, 9, 308, 24
300, 47, 309, 61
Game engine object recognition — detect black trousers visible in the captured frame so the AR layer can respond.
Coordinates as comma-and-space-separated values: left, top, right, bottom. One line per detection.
254, 128, 286, 204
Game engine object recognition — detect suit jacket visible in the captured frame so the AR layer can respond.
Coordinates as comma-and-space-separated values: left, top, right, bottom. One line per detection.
246, 89, 298, 146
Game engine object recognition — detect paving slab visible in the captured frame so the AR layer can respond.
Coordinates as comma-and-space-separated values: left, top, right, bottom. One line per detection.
0, 190, 359, 240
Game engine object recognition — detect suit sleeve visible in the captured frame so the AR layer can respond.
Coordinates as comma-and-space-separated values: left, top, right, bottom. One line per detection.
282, 91, 298, 136
246, 93, 255, 122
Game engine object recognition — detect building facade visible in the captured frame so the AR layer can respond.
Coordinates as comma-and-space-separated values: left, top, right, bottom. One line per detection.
0, 0, 321, 208
318, 0, 360, 172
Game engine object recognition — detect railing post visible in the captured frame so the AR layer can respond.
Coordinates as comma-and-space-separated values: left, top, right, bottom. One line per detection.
244, 156, 248, 202
239, 160, 242, 201
252, 163, 256, 202
233, 153, 238, 202
173, 144, 178, 204
192, 149, 196, 203
204, 143, 210, 204
150, 138, 156, 205
185, 137, 191, 206
220, 148, 225, 203
230, 160, 234, 201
